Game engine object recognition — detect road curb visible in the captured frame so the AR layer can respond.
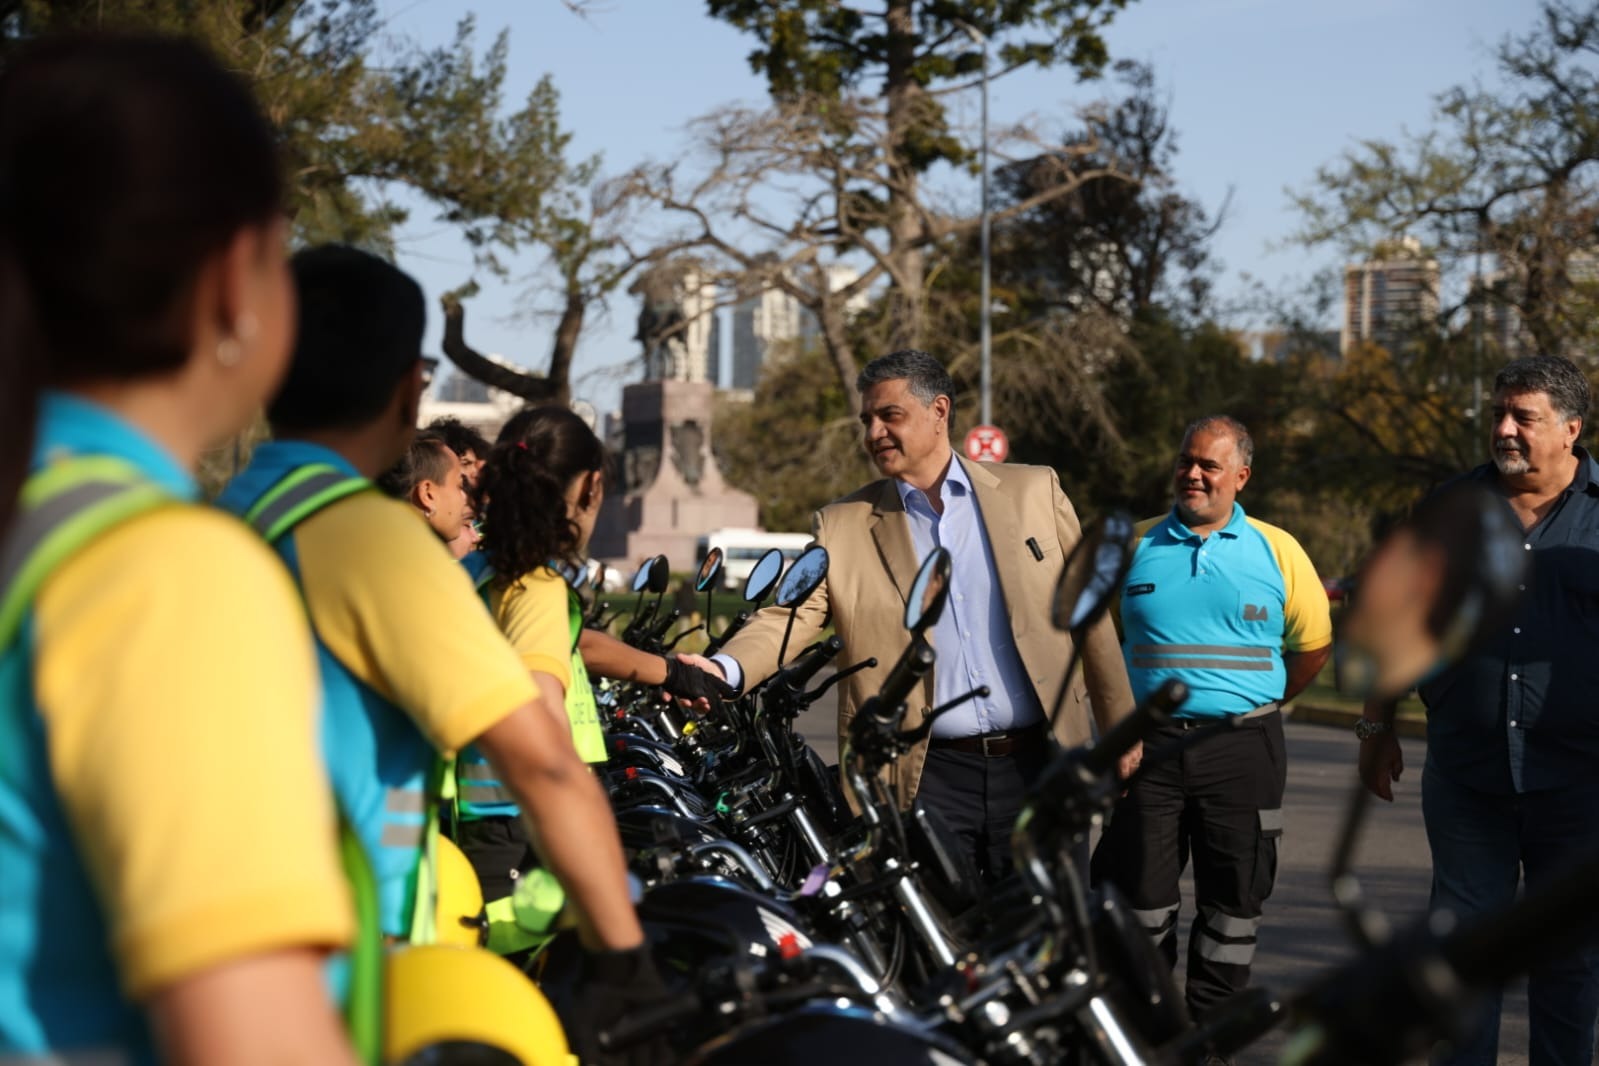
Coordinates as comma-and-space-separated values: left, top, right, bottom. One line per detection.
1286, 702, 1427, 739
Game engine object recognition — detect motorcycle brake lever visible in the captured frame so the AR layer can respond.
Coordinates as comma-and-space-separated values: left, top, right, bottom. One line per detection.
663, 622, 706, 650
897, 685, 991, 745
804, 657, 879, 702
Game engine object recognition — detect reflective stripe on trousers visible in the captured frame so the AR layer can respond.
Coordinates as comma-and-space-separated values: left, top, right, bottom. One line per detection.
1193, 907, 1262, 966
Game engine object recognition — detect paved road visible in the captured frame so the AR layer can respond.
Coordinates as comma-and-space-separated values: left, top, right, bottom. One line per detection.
794, 709, 1532, 1064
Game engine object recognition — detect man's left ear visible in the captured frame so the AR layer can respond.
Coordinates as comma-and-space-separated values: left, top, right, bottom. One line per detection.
410, 480, 434, 516
1237, 466, 1252, 492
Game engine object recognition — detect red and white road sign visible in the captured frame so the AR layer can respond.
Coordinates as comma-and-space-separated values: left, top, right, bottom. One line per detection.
964, 424, 1009, 463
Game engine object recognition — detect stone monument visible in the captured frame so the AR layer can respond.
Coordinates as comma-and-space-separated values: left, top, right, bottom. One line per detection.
591, 264, 758, 571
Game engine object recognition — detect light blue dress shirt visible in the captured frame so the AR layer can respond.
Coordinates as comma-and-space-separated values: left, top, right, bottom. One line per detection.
898, 458, 1043, 737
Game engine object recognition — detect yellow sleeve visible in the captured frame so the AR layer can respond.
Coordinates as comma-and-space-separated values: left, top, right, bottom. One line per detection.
1249, 518, 1334, 652
488, 569, 573, 687
32, 508, 352, 1000
294, 492, 537, 754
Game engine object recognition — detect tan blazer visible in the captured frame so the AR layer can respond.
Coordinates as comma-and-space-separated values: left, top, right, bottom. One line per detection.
718, 454, 1134, 808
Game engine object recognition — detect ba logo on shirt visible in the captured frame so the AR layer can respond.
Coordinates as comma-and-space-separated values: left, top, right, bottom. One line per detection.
1243, 604, 1270, 622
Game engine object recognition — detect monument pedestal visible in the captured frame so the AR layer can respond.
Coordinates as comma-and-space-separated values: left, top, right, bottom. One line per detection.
591, 380, 758, 572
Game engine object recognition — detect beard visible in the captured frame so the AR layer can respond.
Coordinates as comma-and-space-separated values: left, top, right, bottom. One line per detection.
1492, 446, 1530, 476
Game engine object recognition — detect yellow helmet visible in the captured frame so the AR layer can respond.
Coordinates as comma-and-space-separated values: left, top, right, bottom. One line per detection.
385, 944, 571, 1065
433, 836, 485, 948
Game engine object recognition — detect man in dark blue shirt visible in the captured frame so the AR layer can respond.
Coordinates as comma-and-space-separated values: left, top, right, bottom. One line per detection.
1359, 355, 1599, 1066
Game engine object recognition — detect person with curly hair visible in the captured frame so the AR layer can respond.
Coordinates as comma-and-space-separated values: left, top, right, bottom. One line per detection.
427, 416, 491, 487
454, 405, 730, 924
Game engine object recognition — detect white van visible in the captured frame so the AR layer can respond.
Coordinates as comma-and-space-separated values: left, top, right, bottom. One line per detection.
696, 528, 813, 593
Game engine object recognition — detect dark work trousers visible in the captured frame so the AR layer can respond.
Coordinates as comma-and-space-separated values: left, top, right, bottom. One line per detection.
1422, 760, 1599, 1066
1090, 710, 1287, 1019
452, 814, 538, 904
916, 738, 1051, 885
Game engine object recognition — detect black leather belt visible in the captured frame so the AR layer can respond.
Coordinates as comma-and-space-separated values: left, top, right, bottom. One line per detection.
928, 722, 1046, 757
1169, 702, 1281, 730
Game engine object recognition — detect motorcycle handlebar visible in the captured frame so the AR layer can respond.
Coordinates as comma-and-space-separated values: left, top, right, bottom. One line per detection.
643, 608, 682, 643
875, 640, 936, 722
597, 987, 703, 1051
1080, 679, 1186, 779
772, 635, 843, 694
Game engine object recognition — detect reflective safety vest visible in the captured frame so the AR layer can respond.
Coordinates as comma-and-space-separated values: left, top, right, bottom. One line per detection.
0, 457, 384, 1064
218, 456, 441, 942
454, 559, 599, 954
0, 457, 172, 1063
455, 564, 605, 823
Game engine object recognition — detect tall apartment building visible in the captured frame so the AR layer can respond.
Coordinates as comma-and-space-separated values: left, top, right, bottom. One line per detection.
1470, 271, 1531, 360
728, 265, 864, 390
1341, 236, 1440, 356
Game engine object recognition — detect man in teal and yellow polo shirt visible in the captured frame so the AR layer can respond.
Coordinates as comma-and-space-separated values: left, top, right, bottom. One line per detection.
1091, 415, 1332, 1038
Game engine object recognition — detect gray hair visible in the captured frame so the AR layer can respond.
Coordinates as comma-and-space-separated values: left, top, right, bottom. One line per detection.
1494, 355, 1590, 428
856, 349, 955, 408
1182, 414, 1254, 467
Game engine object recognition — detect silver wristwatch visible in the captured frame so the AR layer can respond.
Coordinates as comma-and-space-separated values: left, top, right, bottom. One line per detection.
1354, 719, 1390, 741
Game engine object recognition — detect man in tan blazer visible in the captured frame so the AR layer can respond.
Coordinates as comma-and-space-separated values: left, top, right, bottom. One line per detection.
703, 350, 1135, 881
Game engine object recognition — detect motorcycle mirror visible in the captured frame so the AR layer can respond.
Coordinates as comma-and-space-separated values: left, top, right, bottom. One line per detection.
773, 545, 828, 668
554, 559, 584, 590
775, 545, 828, 608
904, 547, 952, 635
630, 561, 653, 593
744, 549, 783, 605
645, 555, 671, 595
1047, 512, 1136, 733
695, 547, 725, 593
1337, 483, 1526, 702
1051, 512, 1137, 635
1328, 483, 1528, 952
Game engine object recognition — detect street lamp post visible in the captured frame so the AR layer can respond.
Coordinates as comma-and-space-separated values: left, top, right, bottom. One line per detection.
958, 20, 992, 426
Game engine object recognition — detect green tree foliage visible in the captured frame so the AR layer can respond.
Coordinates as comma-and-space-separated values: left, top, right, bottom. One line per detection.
6, 2, 628, 406
993, 61, 1221, 323
697, 0, 1133, 382
5, 1, 562, 271
1278, 2, 1599, 571
1293, 0, 1599, 363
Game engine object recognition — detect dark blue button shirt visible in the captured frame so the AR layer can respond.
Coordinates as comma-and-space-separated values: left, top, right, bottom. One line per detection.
1420, 446, 1599, 793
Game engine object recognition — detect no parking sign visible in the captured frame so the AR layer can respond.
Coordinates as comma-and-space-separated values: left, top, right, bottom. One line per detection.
963, 424, 1009, 463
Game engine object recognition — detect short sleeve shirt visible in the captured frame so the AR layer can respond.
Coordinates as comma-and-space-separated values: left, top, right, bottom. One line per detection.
1121, 503, 1331, 717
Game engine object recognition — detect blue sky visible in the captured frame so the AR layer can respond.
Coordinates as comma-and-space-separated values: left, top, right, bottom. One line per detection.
376, 0, 1536, 412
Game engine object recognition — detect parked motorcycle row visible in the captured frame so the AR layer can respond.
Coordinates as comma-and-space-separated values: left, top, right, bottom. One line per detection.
513, 485, 1597, 1066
